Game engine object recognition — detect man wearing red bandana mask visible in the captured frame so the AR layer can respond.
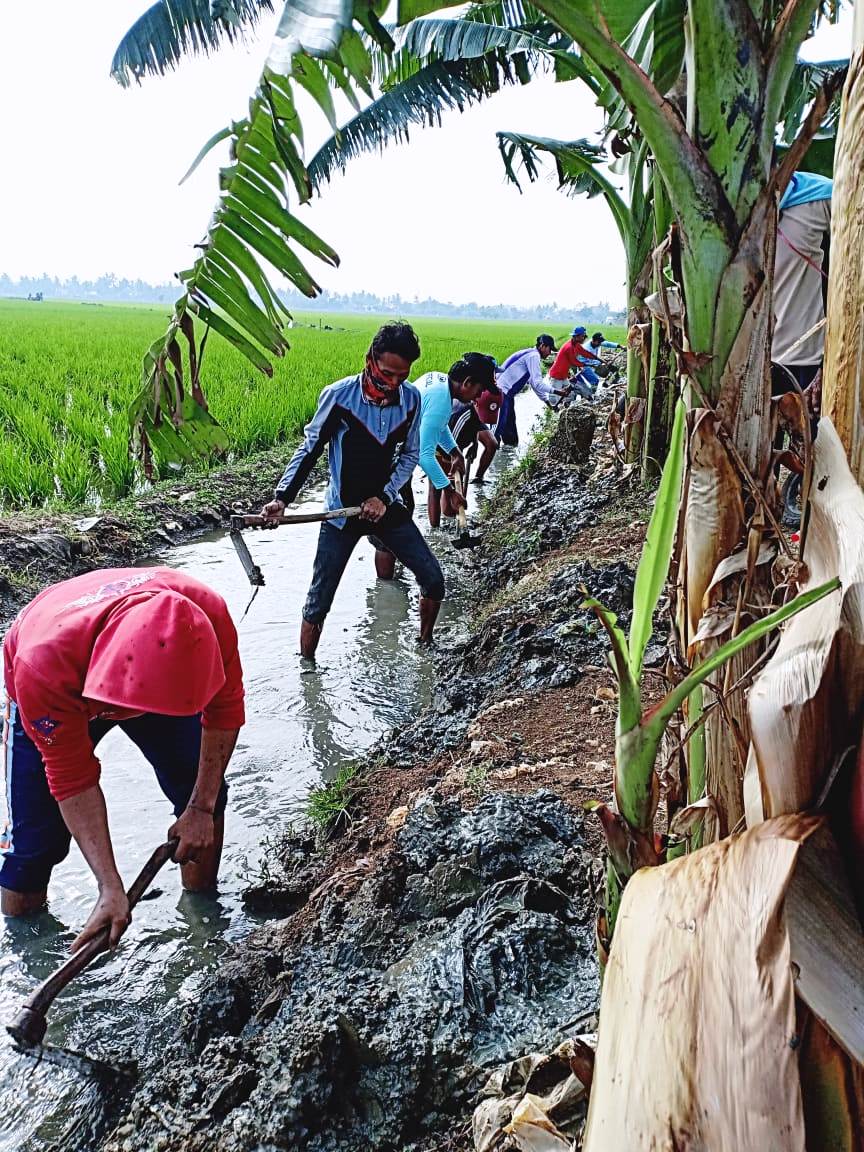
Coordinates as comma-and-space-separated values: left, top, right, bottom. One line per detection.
262, 323, 446, 659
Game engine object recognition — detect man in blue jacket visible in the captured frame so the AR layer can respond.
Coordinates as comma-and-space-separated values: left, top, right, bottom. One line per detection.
261, 323, 444, 659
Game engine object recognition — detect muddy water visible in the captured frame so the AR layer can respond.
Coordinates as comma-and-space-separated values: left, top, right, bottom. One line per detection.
0, 392, 545, 1148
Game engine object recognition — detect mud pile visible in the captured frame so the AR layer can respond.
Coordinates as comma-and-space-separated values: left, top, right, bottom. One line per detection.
384, 400, 640, 766
104, 792, 597, 1152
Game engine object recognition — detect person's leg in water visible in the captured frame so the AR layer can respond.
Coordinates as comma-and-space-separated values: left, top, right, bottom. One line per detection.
374, 550, 396, 580
0, 701, 71, 916
496, 391, 519, 447
427, 479, 443, 528
471, 429, 498, 484
111, 713, 228, 891
300, 521, 359, 659
373, 480, 414, 581
373, 514, 445, 645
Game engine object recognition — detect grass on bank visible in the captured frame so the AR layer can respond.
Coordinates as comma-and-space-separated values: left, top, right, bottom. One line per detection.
304, 761, 366, 833
0, 299, 625, 513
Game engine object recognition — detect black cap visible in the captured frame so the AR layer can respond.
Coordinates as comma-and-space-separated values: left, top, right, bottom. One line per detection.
459, 352, 498, 389
537, 333, 558, 352
592, 331, 605, 341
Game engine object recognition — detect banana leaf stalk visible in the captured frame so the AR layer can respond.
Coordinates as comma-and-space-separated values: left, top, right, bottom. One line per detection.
586, 399, 839, 943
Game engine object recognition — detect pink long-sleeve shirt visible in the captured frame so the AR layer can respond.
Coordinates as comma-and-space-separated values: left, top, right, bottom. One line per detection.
3, 568, 245, 801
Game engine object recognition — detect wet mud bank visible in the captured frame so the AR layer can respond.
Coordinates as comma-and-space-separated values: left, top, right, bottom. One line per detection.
99, 405, 651, 1152
0, 445, 294, 628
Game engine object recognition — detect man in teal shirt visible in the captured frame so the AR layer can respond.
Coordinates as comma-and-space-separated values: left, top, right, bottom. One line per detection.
373, 353, 496, 578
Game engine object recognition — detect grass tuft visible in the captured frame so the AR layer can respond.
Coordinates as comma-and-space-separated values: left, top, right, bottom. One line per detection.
305, 761, 365, 834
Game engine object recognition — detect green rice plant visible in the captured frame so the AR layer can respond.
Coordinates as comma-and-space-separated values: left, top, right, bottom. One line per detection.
9, 406, 54, 463
100, 419, 138, 500
0, 441, 54, 507
55, 439, 92, 506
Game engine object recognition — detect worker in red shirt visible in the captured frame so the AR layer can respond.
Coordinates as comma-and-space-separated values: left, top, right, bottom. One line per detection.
1, 568, 245, 952
548, 326, 602, 398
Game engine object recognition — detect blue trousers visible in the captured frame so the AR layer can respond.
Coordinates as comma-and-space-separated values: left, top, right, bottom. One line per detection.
303, 510, 445, 625
495, 391, 519, 446
0, 700, 222, 893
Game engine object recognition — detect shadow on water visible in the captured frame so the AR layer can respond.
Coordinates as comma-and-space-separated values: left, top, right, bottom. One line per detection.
0, 392, 546, 1149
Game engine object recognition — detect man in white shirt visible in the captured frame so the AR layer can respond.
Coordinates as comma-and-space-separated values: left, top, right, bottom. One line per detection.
772, 171, 832, 398
496, 334, 569, 412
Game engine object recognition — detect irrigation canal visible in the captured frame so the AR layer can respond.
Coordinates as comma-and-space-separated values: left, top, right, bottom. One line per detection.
0, 390, 546, 1150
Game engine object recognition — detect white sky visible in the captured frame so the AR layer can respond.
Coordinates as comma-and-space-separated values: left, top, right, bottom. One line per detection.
0, 3, 854, 309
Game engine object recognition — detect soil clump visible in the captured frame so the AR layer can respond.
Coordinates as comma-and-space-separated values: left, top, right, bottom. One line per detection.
96, 401, 651, 1151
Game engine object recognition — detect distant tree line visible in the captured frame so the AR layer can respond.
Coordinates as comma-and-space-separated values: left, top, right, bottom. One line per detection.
0, 273, 625, 325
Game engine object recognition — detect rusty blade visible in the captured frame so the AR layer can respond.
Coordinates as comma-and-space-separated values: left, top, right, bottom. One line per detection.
11, 1038, 136, 1083
230, 528, 266, 587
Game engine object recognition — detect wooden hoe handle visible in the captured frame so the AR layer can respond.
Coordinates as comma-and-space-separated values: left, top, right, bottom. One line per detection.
7, 839, 179, 1049
234, 507, 363, 528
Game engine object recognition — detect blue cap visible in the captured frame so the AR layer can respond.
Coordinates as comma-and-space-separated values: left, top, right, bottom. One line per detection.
571, 326, 587, 337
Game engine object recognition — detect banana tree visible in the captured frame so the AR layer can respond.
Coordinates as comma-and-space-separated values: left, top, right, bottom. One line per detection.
584, 396, 839, 940
495, 131, 666, 469
305, 0, 844, 853
510, 0, 845, 856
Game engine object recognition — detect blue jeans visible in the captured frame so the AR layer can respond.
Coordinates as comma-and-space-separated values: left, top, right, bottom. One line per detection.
495, 391, 519, 446
0, 700, 221, 893
570, 371, 598, 400
303, 509, 445, 625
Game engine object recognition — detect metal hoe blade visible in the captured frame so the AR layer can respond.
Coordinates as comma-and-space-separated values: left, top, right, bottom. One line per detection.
451, 474, 482, 550
10, 1037, 136, 1083
230, 528, 266, 587
452, 529, 482, 550
6, 840, 177, 1078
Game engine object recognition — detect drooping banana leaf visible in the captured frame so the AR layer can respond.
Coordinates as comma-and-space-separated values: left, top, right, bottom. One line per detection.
307, 9, 593, 190
309, 52, 534, 189
115, 0, 387, 474
111, 0, 275, 86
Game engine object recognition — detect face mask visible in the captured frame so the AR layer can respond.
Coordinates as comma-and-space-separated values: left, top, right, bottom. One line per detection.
364, 359, 400, 404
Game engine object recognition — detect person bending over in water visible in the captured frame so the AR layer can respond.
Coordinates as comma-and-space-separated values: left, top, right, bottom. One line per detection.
1, 568, 244, 951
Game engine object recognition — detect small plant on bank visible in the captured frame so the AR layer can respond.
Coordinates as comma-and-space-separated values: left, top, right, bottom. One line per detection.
464, 761, 489, 796
304, 761, 365, 835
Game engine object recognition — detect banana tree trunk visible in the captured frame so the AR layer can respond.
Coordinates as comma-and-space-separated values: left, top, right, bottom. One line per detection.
641, 173, 676, 478
821, 8, 864, 479
536, 0, 834, 877
642, 315, 675, 479
625, 251, 655, 465
681, 199, 776, 837
624, 302, 650, 465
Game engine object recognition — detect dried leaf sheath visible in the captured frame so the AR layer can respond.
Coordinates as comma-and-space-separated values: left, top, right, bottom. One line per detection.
748, 419, 864, 819
583, 816, 818, 1152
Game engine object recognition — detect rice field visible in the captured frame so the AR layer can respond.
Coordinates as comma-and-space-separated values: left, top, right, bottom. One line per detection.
0, 299, 625, 511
